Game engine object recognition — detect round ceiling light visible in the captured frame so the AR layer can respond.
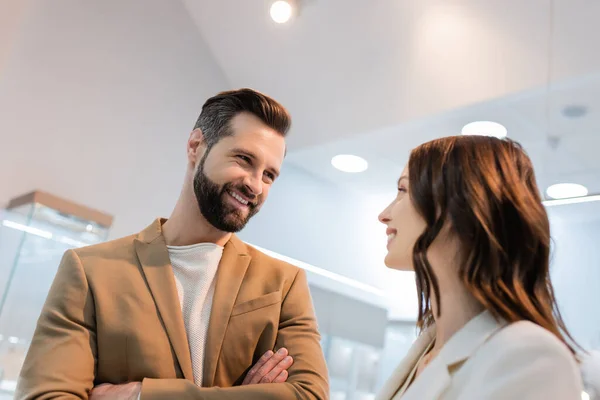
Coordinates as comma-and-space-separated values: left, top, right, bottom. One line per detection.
461, 121, 507, 138
331, 154, 368, 173
270, 1, 293, 24
562, 104, 588, 119
546, 183, 588, 199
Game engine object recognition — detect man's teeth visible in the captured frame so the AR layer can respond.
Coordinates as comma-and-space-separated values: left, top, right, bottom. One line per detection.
229, 191, 249, 205
387, 233, 396, 242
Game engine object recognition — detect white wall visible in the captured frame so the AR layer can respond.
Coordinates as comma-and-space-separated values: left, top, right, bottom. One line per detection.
242, 162, 600, 346
0, 0, 229, 239
548, 202, 600, 350
0, 0, 30, 75
310, 285, 388, 348
239, 162, 418, 320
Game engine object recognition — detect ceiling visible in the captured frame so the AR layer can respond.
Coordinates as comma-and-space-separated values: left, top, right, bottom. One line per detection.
183, 0, 600, 148
286, 73, 600, 205
183, 0, 600, 203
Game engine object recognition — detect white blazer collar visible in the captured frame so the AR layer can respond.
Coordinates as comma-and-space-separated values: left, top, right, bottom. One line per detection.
437, 310, 506, 368
379, 310, 506, 400
376, 327, 435, 400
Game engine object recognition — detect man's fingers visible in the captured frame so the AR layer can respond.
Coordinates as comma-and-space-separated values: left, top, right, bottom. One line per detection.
273, 369, 289, 383
89, 382, 141, 400
89, 383, 110, 397
242, 350, 273, 385
249, 348, 288, 384
259, 356, 293, 384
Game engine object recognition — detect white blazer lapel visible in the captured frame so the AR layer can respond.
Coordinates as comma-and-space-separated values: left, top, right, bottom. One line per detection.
399, 357, 452, 400
376, 327, 435, 400
395, 311, 505, 400
436, 310, 505, 370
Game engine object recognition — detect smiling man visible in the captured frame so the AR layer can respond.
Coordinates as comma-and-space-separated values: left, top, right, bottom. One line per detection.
16, 89, 329, 400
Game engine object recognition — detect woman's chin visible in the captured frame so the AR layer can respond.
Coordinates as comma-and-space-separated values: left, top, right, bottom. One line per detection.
384, 255, 413, 271
384, 256, 398, 269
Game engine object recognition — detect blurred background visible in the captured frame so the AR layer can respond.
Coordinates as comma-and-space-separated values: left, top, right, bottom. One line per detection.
1, 1, 599, 399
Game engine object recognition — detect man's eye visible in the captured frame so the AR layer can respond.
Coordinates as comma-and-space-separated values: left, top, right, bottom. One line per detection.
264, 172, 275, 181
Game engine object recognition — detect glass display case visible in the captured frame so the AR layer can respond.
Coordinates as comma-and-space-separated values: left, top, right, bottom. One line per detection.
0, 191, 112, 397
309, 285, 388, 400
324, 335, 381, 400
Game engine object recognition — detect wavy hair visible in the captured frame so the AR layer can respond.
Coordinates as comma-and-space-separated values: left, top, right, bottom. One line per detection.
408, 135, 577, 354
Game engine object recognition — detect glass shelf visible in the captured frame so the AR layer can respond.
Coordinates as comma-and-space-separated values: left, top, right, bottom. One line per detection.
0, 192, 112, 395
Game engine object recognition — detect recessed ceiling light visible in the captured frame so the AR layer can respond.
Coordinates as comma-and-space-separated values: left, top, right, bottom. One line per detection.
270, 1, 293, 24
562, 104, 588, 119
461, 121, 507, 138
546, 183, 588, 199
331, 154, 368, 173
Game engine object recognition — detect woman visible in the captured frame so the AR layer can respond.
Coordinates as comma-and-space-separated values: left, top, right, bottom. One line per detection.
376, 135, 583, 399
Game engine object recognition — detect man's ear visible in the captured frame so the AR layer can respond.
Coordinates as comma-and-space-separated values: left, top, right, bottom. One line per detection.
187, 128, 207, 164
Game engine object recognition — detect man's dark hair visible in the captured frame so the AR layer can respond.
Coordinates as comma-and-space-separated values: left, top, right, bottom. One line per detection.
193, 88, 291, 149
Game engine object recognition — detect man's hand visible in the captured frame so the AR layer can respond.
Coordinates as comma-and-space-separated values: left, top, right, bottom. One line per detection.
242, 347, 294, 385
88, 348, 292, 398
89, 382, 141, 400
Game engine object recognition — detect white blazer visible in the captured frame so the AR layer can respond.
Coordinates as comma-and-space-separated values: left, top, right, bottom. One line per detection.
376, 311, 583, 400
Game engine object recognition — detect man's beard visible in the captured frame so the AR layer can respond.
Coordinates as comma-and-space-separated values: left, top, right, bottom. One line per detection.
193, 158, 260, 233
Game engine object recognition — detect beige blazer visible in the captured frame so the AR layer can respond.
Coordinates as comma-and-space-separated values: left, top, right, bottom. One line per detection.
16, 219, 329, 400
377, 311, 583, 400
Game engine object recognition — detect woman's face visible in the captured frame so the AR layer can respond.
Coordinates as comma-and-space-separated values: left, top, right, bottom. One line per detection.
378, 167, 427, 270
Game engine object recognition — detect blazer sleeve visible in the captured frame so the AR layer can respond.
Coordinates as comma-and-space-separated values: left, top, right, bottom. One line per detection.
15, 250, 97, 400
140, 268, 330, 400
473, 329, 583, 400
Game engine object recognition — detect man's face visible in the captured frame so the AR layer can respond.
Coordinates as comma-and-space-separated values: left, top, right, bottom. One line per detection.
193, 112, 286, 232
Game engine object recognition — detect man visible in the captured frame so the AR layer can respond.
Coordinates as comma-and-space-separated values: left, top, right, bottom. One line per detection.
16, 89, 329, 399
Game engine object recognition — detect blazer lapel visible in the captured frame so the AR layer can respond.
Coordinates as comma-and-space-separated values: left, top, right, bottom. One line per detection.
376, 327, 435, 400
202, 235, 251, 387
400, 311, 505, 400
400, 355, 452, 400
436, 310, 505, 370
134, 218, 194, 381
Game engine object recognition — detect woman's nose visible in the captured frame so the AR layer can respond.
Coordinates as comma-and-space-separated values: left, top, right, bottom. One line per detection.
378, 205, 391, 224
